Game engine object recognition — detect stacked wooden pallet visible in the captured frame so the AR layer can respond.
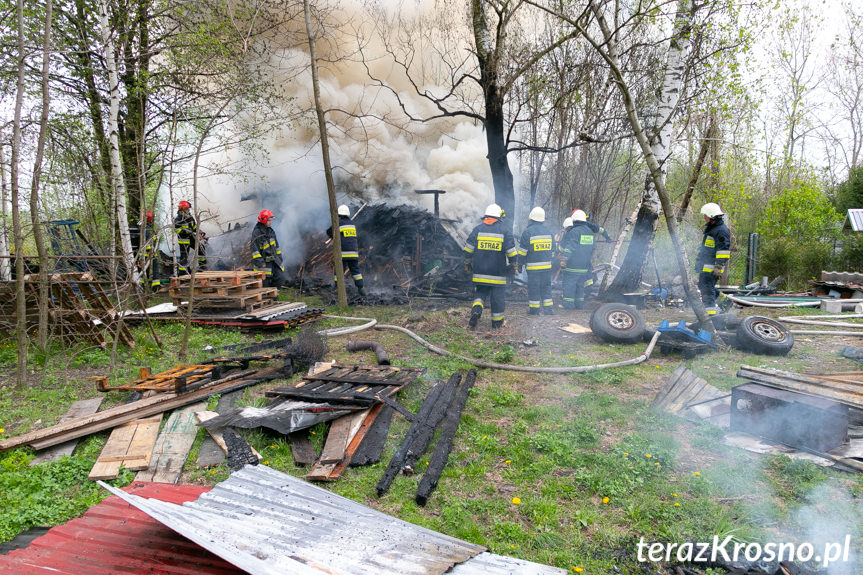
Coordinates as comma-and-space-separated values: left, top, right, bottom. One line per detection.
169, 271, 278, 312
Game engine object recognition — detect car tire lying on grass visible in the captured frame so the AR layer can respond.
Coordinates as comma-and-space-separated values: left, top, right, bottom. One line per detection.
590, 303, 646, 344
734, 315, 794, 356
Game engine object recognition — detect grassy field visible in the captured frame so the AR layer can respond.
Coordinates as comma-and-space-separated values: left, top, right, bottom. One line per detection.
1, 292, 862, 574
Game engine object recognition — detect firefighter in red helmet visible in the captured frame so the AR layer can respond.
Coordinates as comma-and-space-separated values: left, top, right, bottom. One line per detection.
137, 210, 161, 291
173, 200, 206, 274
250, 209, 285, 288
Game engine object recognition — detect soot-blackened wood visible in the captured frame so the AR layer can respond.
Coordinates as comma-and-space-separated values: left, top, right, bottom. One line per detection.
375, 374, 460, 496
350, 405, 394, 466
288, 429, 318, 466
415, 369, 477, 506
402, 377, 459, 471
224, 429, 259, 472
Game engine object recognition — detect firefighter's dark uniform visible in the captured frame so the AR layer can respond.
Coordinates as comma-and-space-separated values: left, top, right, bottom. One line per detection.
518, 220, 555, 315
174, 211, 206, 273
463, 216, 517, 328
251, 221, 285, 288
137, 222, 160, 291
696, 215, 731, 314
327, 215, 365, 294
560, 220, 597, 309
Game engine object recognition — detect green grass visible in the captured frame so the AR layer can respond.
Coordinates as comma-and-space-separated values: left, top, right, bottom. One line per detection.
2, 300, 863, 574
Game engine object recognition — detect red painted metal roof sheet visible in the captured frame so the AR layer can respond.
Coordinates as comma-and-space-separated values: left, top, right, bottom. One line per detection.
0, 482, 244, 575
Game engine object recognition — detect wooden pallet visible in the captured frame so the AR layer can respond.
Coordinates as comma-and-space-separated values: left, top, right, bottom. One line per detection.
90, 365, 220, 393
168, 277, 265, 297
170, 270, 265, 289
173, 287, 279, 312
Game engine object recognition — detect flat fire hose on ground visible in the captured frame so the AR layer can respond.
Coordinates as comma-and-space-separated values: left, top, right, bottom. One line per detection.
320, 315, 661, 374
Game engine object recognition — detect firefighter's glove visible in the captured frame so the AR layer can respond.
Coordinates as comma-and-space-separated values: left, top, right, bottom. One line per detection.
512, 262, 521, 275
711, 267, 724, 280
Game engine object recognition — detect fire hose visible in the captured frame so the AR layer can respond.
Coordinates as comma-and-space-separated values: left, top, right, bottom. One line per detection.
321, 315, 662, 373
726, 294, 821, 308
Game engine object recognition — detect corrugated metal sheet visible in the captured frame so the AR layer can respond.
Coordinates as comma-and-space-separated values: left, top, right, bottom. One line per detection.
845, 209, 863, 232
451, 551, 567, 575
0, 482, 243, 575
100, 465, 566, 575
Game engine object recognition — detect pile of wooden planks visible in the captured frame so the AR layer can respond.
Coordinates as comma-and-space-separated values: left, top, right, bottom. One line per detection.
271, 363, 426, 482
170, 271, 278, 312
737, 365, 863, 410
652, 365, 731, 426
0, 272, 134, 348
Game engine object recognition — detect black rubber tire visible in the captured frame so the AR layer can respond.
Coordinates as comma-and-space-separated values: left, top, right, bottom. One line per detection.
589, 303, 646, 344
735, 316, 794, 356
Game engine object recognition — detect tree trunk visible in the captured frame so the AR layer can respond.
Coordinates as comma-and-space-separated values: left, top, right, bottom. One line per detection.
305, 0, 347, 308
472, 0, 515, 229
30, 0, 54, 351
585, 0, 710, 327
11, 0, 28, 389
676, 116, 715, 222
97, 0, 135, 281
0, 143, 10, 281
604, 0, 692, 295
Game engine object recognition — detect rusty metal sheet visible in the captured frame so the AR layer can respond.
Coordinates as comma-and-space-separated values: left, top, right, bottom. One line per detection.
99, 465, 563, 575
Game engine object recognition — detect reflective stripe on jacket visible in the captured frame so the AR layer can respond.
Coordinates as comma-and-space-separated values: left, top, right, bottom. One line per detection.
559, 221, 596, 271
518, 221, 556, 271
463, 217, 516, 284
251, 221, 284, 271
696, 217, 731, 273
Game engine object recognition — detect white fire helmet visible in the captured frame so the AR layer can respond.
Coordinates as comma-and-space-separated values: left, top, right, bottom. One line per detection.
484, 203, 502, 218
563, 217, 573, 229
571, 209, 587, 222
528, 206, 545, 222
337, 205, 350, 217
700, 202, 723, 218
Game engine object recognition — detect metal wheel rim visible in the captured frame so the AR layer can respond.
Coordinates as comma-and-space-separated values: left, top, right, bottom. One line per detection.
607, 310, 635, 330
752, 320, 785, 342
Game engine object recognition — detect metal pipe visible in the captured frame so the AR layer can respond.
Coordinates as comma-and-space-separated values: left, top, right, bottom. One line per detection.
346, 340, 390, 365
727, 294, 821, 308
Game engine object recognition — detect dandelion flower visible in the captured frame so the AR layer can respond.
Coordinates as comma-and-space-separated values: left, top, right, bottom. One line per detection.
645, 454, 652, 458
482, 435, 487, 440
573, 567, 584, 573
694, 471, 701, 476
623, 452, 629, 456
602, 497, 609, 504
674, 502, 681, 507
505, 460, 511, 464
672, 493, 678, 497
512, 497, 521, 505
654, 462, 660, 466
0, 428, 4, 434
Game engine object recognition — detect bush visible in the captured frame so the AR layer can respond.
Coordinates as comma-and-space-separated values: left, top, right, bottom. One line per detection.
759, 237, 835, 290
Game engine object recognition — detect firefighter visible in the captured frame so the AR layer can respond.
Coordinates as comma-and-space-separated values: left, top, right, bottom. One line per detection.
518, 206, 555, 315
250, 209, 285, 288
173, 200, 206, 274
559, 209, 597, 309
696, 202, 731, 315
463, 203, 518, 329
327, 204, 366, 296
138, 210, 161, 292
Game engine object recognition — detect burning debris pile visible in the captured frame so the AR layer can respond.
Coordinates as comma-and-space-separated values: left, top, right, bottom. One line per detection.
291, 203, 472, 300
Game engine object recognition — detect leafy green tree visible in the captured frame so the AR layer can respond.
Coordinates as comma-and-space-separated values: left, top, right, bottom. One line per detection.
832, 165, 863, 213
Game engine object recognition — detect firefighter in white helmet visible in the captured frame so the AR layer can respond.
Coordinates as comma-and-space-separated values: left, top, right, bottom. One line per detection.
559, 209, 600, 309
517, 207, 556, 315
327, 204, 366, 297
696, 202, 730, 315
463, 203, 517, 329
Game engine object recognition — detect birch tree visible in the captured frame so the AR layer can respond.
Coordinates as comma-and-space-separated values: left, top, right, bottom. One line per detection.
11, 0, 28, 388
97, 0, 135, 279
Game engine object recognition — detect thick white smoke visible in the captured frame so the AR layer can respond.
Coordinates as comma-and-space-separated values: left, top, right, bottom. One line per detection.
161, 3, 517, 266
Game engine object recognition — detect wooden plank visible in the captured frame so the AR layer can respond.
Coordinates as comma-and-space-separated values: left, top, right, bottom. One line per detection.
30, 398, 103, 465
306, 410, 368, 481
195, 391, 242, 468
655, 370, 698, 410
288, 431, 318, 466
87, 415, 162, 480
327, 403, 384, 479
317, 415, 354, 464
136, 403, 206, 484
666, 377, 708, 414
650, 365, 687, 407
350, 405, 394, 467
4, 368, 276, 452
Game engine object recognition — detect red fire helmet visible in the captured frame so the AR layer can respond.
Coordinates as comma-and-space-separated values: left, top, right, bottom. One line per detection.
145, 210, 154, 224
258, 209, 274, 224
178, 200, 191, 211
